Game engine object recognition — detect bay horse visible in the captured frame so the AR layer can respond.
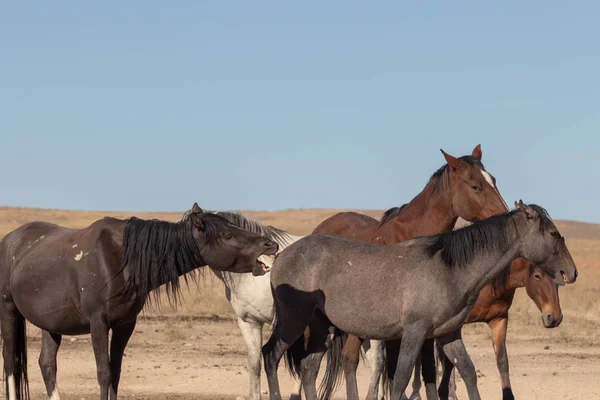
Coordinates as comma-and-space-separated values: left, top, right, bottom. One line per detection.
262, 201, 578, 400
298, 144, 510, 400
399, 258, 563, 400
0, 203, 279, 400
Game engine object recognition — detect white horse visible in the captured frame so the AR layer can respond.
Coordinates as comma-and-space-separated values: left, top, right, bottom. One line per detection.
181, 210, 384, 400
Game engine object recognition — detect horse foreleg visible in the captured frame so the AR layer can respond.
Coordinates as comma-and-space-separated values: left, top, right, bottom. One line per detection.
436, 342, 457, 400
363, 339, 384, 400
109, 320, 136, 400
90, 315, 113, 400
237, 318, 263, 400
419, 338, 439, 400
437, 329, 480, 400
489, 318, 514, 400
408, 355, 422, 400
39, 331, 62, 400
390, 323, 428, 400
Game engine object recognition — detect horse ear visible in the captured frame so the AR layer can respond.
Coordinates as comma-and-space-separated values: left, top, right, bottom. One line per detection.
471, 144, 482, 161
190, 202, 204, 231
192, 202, 203, 214
440, 149, 469, 173
515, 200, 535, 220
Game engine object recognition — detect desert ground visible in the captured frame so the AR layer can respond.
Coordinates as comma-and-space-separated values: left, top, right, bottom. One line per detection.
0, 206, 599, 399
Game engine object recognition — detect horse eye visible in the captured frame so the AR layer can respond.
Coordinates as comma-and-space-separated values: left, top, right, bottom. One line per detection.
223, 231, 233, 239
534, 273, 541, 280
550, 231, 560, 238
471, 186, 481, 192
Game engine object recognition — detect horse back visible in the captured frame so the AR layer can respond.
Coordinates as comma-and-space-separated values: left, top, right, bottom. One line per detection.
312, 212, 378, 242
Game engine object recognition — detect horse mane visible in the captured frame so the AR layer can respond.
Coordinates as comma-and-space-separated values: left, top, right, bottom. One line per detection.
377, 204, 409, 228
428, 155, 485, 191
426, 203, 552, 270
426, 210, 515, 269
180, 209, 291, 244
119, 215, 228, 305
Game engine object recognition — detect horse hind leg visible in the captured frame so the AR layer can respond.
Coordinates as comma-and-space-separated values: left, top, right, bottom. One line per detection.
300, 318, 331, 400
1, 303, 29, 400
262, 304, 313, 400
39, 331, 62, 400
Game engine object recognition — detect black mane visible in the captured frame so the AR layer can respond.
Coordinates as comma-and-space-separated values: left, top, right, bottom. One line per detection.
180, 209, 292, 244
428, 155, 485, 191
426, 210, 516, 269
119, 214, 230, 304
426, 203, 553, 270
377, 204, 409, 228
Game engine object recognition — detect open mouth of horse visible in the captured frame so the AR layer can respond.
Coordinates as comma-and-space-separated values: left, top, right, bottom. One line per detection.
255, 254, 277, 273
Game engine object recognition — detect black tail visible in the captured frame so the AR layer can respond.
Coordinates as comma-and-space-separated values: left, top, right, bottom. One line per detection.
3, 315, 29, 400
317, 328, 347, 400
284, 334, 305, 380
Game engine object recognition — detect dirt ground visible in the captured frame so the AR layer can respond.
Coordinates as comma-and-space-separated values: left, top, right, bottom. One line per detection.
11, 316, 599, 400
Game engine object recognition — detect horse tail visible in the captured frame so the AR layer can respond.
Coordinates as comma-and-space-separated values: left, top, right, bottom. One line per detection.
317, 328, 347, 400
284, 333, 305, 380
4, 314, 30, 400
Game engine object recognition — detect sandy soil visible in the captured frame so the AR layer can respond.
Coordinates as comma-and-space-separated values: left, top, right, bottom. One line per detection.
11, 316, 600, 400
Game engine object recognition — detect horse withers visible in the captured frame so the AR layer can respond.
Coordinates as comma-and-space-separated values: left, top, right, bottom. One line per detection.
0, 203, 278, 400
262, 201, 577, 400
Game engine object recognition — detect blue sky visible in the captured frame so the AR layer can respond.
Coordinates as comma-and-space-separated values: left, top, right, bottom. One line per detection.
1, 2, 599, 222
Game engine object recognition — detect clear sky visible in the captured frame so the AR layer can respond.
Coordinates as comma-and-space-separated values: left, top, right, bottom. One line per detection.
1, 2, 599, 222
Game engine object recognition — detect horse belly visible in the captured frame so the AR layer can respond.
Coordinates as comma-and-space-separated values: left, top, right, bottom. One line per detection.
11, 265, 89, 335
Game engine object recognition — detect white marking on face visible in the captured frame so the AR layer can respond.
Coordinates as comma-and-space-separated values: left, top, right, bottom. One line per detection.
7, 374, 16, 400
481, 170, 495, 188
72, 244, 78, 248
74, 250, 83, 261
50, 386, 61, 400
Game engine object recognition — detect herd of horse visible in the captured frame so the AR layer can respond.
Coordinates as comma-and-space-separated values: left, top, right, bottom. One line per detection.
0, 145, 578, 400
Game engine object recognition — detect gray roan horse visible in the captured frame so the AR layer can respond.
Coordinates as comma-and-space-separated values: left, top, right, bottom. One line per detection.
262, 201, 578, 400
0, 203, 278, 400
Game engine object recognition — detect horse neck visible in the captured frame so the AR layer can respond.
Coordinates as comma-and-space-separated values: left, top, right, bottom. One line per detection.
455, 220, 523, 301
381, 180, 457, 241
505, 258, 530, 291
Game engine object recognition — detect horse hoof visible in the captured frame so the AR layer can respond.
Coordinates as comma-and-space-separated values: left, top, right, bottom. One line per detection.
290, 395, 301, 400
409, 395, 422, 400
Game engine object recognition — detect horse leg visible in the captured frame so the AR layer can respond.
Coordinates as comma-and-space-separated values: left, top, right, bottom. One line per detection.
90, 315, 113, 400
364, 339, 384, 400
489, 318, 514, 400
390, 323, 428, 400
39, 331, 62, 400
436, 344, 457, 400
384, 339, 410, 400
419, 338, 438, 400
109, 320, 136, 400
299, 319, 330, 400
408, 355, 422, 400
342, 335, 364, 400
262, 309, 310, 400
437, 329, 480, 400
237, 318, 264, 400
1, 304, 27, 400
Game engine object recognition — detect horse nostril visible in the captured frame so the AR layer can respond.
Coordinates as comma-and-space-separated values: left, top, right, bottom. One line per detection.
574, 269, 578, 279
545, 314, 553, 325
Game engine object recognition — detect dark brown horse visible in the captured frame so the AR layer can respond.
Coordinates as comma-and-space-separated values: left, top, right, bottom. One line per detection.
284, 144, 509, 400
0, 203, 278, 400
401, 257, 563, 400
